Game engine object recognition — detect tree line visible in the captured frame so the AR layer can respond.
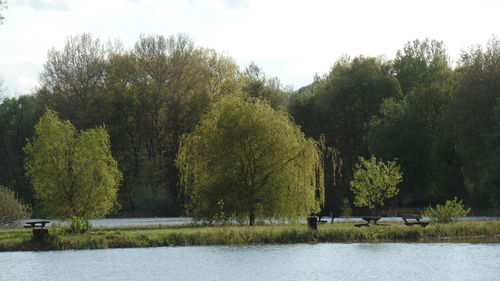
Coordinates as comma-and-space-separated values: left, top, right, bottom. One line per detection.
289, 38, 500, 214
0, 34, 499, 217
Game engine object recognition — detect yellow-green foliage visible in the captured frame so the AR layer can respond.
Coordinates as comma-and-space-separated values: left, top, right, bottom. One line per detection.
424, 197, 471, 223
350, 156, 402, 209
24, 110, 122, 219
0, 185, 31, 224
177, 96, 326, 224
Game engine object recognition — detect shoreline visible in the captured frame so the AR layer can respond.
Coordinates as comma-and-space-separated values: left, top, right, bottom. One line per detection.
1, 220, 499, 252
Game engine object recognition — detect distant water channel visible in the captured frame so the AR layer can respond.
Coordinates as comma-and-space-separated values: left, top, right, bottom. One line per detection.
22, 216, 500, 227
1, 243, 499, 281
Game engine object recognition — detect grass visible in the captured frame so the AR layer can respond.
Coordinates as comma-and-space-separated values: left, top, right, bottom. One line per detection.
1, 220, 499, 251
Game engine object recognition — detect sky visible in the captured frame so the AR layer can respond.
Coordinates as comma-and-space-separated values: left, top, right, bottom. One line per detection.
0, 0, 499, 96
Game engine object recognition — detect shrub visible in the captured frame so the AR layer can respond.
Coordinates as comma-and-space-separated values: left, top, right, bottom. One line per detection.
0, 185, 31, 225
424, 197, 471, 223
65, 216, 93, 234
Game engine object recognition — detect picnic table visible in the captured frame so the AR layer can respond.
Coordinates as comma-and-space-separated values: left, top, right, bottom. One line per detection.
24, 220, 50, 228
24, 220, 50, 241
354, 216, 381, 227
401, 216, 429, 227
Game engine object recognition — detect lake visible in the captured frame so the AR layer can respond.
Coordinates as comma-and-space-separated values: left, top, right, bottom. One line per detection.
1, 243, 499, 281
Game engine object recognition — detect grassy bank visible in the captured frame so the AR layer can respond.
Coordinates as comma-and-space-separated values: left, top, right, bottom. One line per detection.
1, 220, 499, 251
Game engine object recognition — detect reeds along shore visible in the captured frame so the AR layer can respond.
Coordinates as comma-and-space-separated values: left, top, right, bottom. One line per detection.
1, 220, 500, 251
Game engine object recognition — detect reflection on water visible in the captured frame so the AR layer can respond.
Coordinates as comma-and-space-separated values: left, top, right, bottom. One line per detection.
0, 243, 499, 281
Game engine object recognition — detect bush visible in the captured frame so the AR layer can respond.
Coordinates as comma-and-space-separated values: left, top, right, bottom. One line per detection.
65, 216, 93, 234
0, 185, 31, 225
424, 197, 471, 223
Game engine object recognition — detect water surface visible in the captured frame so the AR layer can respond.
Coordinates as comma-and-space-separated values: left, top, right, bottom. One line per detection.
1, 243, 499, 281
19, 216, 498, 228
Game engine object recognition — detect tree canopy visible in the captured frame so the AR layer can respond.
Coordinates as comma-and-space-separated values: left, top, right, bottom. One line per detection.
1, 34, 499, 217
451, 37, 500, 207
25, 110, 122, 219
176, 96, 326, 225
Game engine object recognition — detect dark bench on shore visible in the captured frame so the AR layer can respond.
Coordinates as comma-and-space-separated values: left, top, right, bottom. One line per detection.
354, 216, 381, 227
401, 216, 429, 227
24, 220, 50, 228
24, 220, 50, 240
315, 213, 337, 224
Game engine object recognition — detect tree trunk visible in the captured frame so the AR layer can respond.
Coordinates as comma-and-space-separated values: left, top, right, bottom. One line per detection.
249, 209, 255, 226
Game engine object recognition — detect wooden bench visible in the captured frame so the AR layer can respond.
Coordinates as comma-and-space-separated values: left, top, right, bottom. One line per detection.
401, 216, 429, 227
355, 216, 381, 227
315, 213, 337, 224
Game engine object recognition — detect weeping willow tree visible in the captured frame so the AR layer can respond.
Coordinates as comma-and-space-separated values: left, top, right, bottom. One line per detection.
176, 96, 333, 225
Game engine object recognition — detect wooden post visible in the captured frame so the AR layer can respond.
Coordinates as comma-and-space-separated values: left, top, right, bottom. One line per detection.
307, 216, 318, 230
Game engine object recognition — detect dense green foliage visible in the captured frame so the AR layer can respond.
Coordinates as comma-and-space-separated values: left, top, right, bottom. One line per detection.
0, 185, 30, 225
31, 33, 289, 216
451, 38, 500, 207
350, 156, 402, 210
424, 198, 471, 223
0, 95, 43, 205
25, 110, 122, 219
0, 34, 499, 217
288, 56, 402, 212
289, 38, 500, 214
368, 39, 459, 205
177, 96, 325, 225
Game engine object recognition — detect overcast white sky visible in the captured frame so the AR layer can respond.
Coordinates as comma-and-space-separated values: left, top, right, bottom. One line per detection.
0, 0, 499, 96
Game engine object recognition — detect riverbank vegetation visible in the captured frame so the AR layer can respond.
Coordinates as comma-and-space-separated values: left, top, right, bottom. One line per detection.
1, 220, 500, 251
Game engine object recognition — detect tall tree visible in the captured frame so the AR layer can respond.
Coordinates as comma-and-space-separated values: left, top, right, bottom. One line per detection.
0, 95, 43, 205
39, 33, 109, 129
394, 39, 452, 95
484, 99, 500, 207
131, 34, 241, 214
101, 52, 146, 214
177, 96, 327, 225
25, 110, 122, 219
451, 37, 500, 208
242, 63, 289, 109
